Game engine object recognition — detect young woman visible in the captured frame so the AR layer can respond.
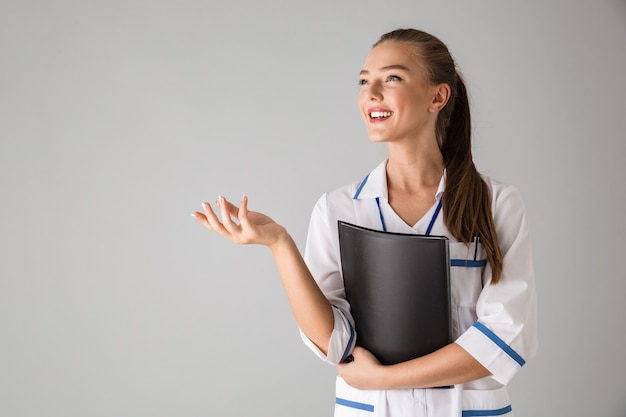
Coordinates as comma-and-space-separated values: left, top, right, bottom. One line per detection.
193, 28, 537, 417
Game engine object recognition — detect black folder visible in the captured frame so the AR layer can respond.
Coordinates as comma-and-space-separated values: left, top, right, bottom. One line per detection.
338, 221, 451, 366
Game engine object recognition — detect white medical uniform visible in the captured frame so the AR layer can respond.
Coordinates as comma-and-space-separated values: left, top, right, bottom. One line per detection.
301, 160, 537, 417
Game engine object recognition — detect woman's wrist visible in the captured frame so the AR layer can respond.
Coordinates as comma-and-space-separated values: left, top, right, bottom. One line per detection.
378, 364, 397, 390
268, 226, 291, 251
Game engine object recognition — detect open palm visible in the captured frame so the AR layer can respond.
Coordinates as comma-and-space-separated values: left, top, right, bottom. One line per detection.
193, 195, 286, 247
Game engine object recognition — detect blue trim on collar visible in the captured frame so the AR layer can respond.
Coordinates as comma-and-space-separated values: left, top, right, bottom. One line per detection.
425, 197, 443, 236
375, 197, 387, 232
473, 322, 526, 367
353, 174, 369, 199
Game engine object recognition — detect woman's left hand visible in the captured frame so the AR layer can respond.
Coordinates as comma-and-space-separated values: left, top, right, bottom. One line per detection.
337, 346, 387, 390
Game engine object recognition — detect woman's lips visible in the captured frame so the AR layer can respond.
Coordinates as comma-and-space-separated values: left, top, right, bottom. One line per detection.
368, 109, 393, 122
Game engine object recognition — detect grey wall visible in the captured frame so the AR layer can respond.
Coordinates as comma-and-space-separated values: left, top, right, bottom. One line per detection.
1, 1, 625, 416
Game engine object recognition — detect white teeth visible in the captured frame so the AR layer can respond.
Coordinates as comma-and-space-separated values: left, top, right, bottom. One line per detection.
370, 111, 392, 118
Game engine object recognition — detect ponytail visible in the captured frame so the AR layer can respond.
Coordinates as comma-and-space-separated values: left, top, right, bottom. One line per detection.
374, 29, 503, 283
440, 75, 503, 283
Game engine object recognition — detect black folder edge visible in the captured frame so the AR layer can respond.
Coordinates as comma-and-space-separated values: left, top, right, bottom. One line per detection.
337, 220, 453, 389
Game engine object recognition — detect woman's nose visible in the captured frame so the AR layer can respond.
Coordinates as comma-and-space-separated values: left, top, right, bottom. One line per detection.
368, 81, 383, 101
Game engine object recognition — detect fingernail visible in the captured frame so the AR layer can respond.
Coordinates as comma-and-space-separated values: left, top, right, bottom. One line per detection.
202, 202, 208, 210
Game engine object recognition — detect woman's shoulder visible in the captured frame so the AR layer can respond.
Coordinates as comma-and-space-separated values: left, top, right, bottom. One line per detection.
480, 173, 529, 232
312, 179, 363, 214
481, 174, 525, 206
327, 179, 364, 201
315, 161, 385, 207
322, 160, 387, 203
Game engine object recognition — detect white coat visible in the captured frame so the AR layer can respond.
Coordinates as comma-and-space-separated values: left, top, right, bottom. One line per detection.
301, 160, 538, 417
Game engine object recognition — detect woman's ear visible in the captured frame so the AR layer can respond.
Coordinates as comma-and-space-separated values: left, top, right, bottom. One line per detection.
429, 83, 451, 113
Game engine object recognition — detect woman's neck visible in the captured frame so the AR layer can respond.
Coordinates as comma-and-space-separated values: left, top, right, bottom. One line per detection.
386, 139, 444, 194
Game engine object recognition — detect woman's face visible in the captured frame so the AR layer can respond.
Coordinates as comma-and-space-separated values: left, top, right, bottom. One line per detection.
358, 41, 439, 144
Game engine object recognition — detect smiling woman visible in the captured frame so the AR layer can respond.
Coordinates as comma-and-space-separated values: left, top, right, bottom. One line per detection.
357, 45, 447, 149
193, 28, 537, 417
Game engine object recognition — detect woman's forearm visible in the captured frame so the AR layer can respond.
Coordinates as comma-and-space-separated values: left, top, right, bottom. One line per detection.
269, 231, 334, 354
381, 344, 490, 389
339, 343, 490, 390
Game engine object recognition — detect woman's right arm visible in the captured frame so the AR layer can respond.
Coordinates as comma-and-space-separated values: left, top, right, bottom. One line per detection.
192, 195, 334, 354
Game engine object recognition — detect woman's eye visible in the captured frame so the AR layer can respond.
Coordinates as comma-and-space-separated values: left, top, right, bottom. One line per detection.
358, 79, 369, 86
386, 75, 402, 82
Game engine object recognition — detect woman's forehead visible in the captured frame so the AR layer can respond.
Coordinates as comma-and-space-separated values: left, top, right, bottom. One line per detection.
362, 41, 422, 72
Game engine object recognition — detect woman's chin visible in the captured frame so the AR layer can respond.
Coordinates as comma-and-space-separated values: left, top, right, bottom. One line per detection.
367, 133, 392, 143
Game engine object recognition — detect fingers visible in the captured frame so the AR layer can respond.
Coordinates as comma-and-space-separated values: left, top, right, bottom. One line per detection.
217, 196, 240, 234
194, 201, 229, 236
217, 196, 240, 215
192, 195, 249, 242
238, 194, 252, 229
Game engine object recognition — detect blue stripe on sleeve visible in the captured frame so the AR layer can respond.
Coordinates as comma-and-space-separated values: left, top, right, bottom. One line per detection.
336, 397, 375, 412
472, 322, 526, 367
335, 307, 355, 363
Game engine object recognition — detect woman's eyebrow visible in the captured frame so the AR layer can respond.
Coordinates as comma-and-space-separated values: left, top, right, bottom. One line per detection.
359, 64, 411, 75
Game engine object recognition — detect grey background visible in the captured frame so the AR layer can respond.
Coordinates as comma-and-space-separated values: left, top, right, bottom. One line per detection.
1, 1, 625, 416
